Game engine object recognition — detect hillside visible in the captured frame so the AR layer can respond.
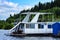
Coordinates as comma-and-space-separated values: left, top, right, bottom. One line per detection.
0, 0, 60, 29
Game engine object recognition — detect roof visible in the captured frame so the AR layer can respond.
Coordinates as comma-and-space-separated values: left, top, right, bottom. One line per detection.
19, 22, 57, 25
21, 12, 52, 15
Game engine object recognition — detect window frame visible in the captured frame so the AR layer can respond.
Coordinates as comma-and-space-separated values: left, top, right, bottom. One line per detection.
26, 24, 35, 29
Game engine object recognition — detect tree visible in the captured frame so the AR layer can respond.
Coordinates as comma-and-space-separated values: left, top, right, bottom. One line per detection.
38, 2, 43, 10
50, 1, 55, 8
10, 14, 12, 17
30, 8, 34, 12
54, 8, 60, 18
33, 5, 39, 12
3, 23, 14, 29
54, 0, 60, 7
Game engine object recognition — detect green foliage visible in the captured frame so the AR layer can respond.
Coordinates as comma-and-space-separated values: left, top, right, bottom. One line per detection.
20, 0, 60, 13
3, 23, 14, 30
53, 7, 60, 18
0, 20, 5, 29
0, 20, 14, 29
29, 14, 35, 22
39, 7, 60, 13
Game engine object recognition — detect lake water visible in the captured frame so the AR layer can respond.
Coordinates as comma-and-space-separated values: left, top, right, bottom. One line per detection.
0, 30, 60, 40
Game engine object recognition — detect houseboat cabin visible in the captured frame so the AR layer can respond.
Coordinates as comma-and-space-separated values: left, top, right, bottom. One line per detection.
9, 12, 60, 36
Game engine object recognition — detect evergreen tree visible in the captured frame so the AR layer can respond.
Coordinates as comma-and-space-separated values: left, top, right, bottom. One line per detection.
33, 5, 39, 12
54, 0, 60, 7
38, 2, 42, 10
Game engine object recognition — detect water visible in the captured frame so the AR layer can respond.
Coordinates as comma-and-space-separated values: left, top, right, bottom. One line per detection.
0, 30, 60, 40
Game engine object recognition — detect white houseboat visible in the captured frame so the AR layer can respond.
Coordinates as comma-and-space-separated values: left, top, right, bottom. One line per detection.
8, 12, 60, 36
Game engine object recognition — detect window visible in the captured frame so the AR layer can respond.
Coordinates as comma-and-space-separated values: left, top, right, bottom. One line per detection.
48, 25, 52, 28
26, 24, 30, 28
19, 23, 24, 29
21, 23, 24, 29
38, 24, 44, 29
30, 24, 35, 28
26, 24, 35, 28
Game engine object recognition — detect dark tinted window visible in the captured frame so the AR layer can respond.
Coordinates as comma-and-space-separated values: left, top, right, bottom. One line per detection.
48, 25, 52, 28
38, 24, 44, 29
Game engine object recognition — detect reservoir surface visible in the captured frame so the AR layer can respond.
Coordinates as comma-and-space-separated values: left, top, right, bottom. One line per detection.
0, 30, 60, 40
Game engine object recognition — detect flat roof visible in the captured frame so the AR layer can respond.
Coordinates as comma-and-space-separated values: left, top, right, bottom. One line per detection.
20, 22, 57, 25
21, 12, 52, 15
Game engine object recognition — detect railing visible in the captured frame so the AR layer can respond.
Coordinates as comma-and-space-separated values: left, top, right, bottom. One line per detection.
9, 14, 31, 33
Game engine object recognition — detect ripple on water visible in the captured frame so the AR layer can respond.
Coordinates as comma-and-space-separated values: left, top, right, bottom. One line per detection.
0, 30, 60, 40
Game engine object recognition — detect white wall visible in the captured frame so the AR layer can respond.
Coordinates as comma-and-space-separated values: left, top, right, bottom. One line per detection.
24, 24, 53, 34
38, 25, 53, 33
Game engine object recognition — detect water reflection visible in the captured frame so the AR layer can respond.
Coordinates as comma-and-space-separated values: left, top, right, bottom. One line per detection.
0, 30, 60, 40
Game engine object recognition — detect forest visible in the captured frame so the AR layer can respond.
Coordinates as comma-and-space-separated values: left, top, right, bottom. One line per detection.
0, 0, 60, 29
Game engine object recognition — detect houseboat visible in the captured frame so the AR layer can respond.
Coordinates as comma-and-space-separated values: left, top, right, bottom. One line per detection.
8, 12, 60, 36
